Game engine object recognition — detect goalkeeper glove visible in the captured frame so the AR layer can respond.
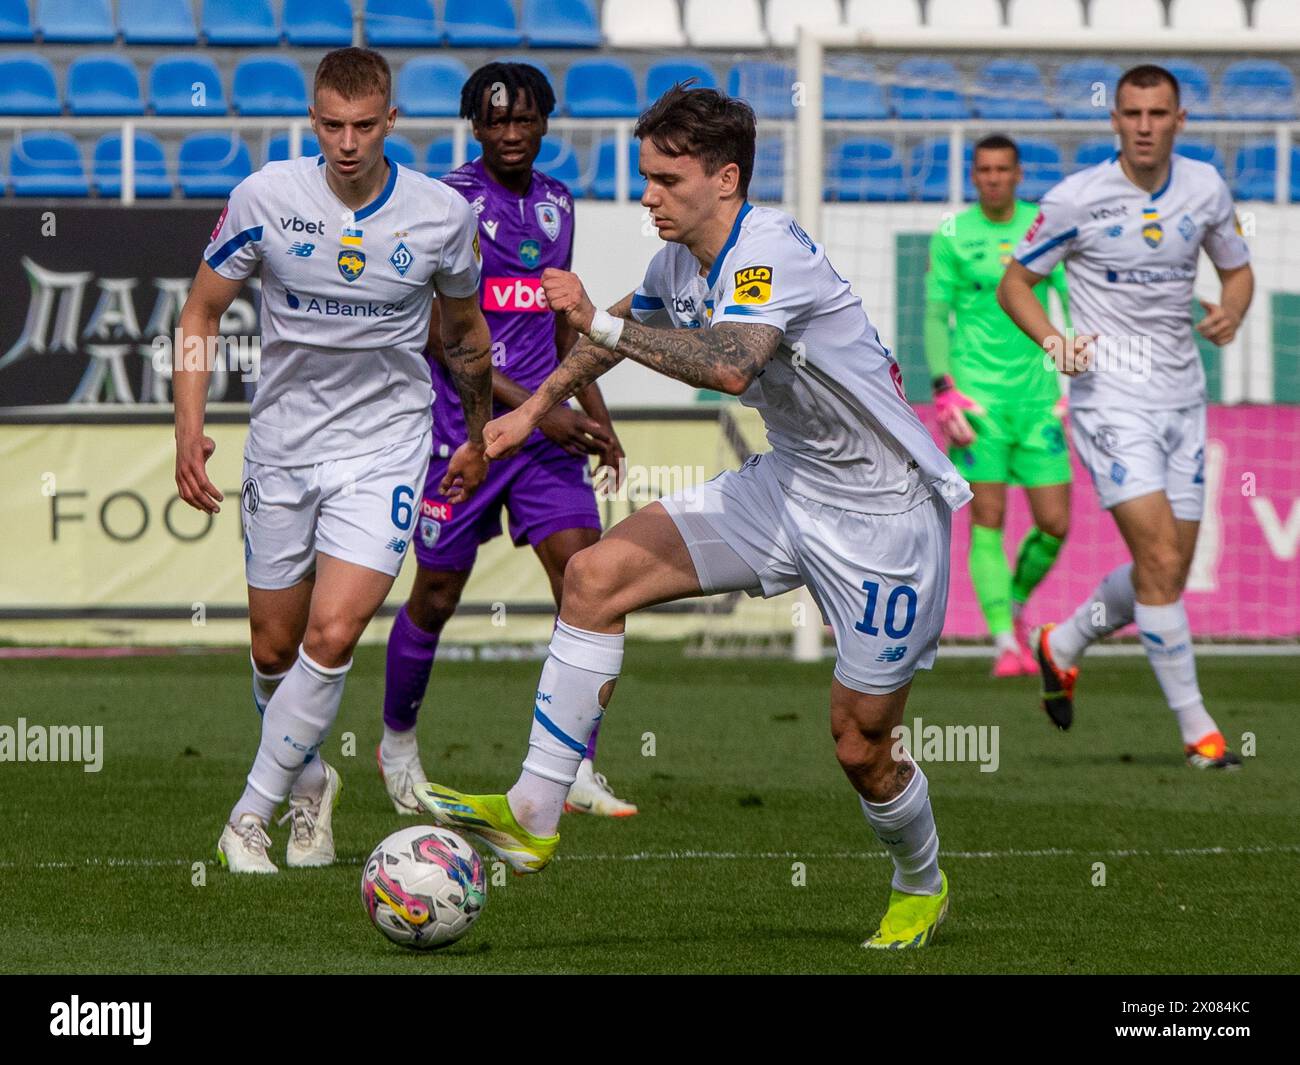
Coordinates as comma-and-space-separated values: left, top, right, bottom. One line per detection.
932, 374, 983, 448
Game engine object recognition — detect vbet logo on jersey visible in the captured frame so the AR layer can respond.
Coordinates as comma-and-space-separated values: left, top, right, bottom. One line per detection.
733, 265, 773, 304
483, 277, 549, 313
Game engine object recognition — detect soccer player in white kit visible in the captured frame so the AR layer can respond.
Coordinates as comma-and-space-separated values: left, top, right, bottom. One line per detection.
998, 65, 1253, 769
173, 49, 494, 872
410, 85, 974, 948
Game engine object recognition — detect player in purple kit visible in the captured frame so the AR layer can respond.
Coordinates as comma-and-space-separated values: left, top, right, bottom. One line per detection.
379, 62, 637, 817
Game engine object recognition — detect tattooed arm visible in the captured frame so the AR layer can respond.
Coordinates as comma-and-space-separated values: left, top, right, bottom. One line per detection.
436, 291, 493, 502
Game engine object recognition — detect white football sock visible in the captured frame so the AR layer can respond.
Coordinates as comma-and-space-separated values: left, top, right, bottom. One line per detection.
860, 765, 943, 895
251, 653, 291, 716
231, 647, 351, 824
291, 754, 327, 800
1134, 599, 1218, 744
994, 631, 1019, 655
507, 620, 623, 838
1050, 562, 1135, 670
380, 723, 420, 765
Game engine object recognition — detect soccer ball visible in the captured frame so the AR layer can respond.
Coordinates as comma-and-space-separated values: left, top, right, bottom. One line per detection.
360, 825, 487, 950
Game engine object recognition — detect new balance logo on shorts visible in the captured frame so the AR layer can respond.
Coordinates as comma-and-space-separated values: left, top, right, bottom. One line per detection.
876, 646, 908, 663
385, 537, 407, 554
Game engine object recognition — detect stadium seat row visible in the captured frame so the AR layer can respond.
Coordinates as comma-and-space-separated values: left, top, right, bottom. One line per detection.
3, 52, 1297, 122
4, 0, 1297, 50
6, 130, 1298, 203
0, 0, 601, 48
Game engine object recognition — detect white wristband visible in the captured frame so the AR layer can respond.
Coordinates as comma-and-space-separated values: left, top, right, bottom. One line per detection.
587, 309, 625, 351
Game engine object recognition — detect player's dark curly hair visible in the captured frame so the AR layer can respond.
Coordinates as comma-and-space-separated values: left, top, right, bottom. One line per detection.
459, 62, 557, 123
634, 82, 756, 198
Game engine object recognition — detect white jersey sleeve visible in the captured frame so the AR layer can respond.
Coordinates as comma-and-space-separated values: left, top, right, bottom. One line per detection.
433, 192, 481, 299
1014, 180, 1083, 276
204, 174, 266, 280
715, 230, 814, 333
1202, 181, 1251, 270
629, 246, 676, 326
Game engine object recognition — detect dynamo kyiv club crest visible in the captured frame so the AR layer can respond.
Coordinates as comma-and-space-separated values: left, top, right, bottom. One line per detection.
338, 249, 366, 281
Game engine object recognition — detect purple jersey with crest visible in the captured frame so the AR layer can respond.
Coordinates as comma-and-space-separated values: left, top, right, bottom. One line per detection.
430, 158, 575, 449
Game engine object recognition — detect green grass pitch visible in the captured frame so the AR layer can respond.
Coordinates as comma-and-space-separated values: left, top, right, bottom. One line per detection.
1, 644, 1296, 974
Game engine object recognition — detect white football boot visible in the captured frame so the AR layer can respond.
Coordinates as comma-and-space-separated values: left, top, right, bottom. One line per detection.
564, 758, 638, 818
377, 743, 429, 816
281, 761, 341, 868
217, 813, 279, 874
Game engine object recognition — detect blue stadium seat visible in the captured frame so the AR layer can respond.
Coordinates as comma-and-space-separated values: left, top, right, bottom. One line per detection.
36, 0, 114, 42
0, 0, 34, 40
10, 132, 89, 196
444, 0, 519, 46
385, 134, 417, 169
366, 0, 440, 46
646, 60, 717, 104
92, 131, 172, 198
826, 139, 908, 202
891, 59, 968, 121
523, 0, 601, 47
824, 61, 888, 120
536, 136, 580, 190
909, 138, 974, 201
0, 55, 61, 115
728, 61, 796, 120
1016, 138, 1065, 202
1055, 59, 1120, 120
67, 55, 145, 116
564, 59, 638, 118
1175, 139, 1225, 174
1164, 59, 1213, 120
423, 136, 481, 177
178, 133, 251, 197
202, 0, 279, 45
1073, 139, 1116, 170
1231, 141, 1300, 201
283, 0, 352, 46
750, 137, 785, 202
120, 0, 197, 45
1221, 60, 1295, 120
973, 59, 1054, 120
150, 55, 227, 116
397, 57, 469, 117
233, 58, 307, 116
267, 131, 321, 163
588, 136, 642, 200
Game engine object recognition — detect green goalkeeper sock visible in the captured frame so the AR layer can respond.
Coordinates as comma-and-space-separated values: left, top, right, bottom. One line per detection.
969, 524, 1013, 637
1012, 527, 1065, 607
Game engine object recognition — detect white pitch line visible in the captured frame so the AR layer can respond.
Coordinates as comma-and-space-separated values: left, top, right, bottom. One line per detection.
1, 843, 1297, 872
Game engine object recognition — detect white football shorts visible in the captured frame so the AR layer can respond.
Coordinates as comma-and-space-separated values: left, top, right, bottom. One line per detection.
240, 432, 431, 589
1070, 404, 1207, 521
659, 452, 952, 695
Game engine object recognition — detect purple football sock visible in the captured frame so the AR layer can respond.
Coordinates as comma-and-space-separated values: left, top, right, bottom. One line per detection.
584, 716, 602, 761
383, 606, 441, 732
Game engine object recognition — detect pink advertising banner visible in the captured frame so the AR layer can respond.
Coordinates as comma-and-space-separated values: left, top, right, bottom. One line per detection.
915, 404, 1300, 639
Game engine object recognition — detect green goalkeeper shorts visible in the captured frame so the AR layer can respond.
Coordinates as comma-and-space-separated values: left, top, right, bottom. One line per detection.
950, 403, 1071, 488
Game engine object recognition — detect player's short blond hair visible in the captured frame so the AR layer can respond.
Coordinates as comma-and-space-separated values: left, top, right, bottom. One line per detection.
314, 47, 392, 107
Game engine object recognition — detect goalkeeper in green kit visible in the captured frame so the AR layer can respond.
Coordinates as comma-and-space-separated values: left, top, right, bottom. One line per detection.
925, 135, 1072, 677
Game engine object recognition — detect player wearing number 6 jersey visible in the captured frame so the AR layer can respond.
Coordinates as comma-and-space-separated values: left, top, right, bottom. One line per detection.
998, 65, 1253, 768
173, 48, 494, 873
411, 84, 973, 949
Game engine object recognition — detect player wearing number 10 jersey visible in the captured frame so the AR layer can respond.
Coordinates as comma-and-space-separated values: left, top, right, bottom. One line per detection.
173, 48, 494, 873
411, 84, 974, 949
